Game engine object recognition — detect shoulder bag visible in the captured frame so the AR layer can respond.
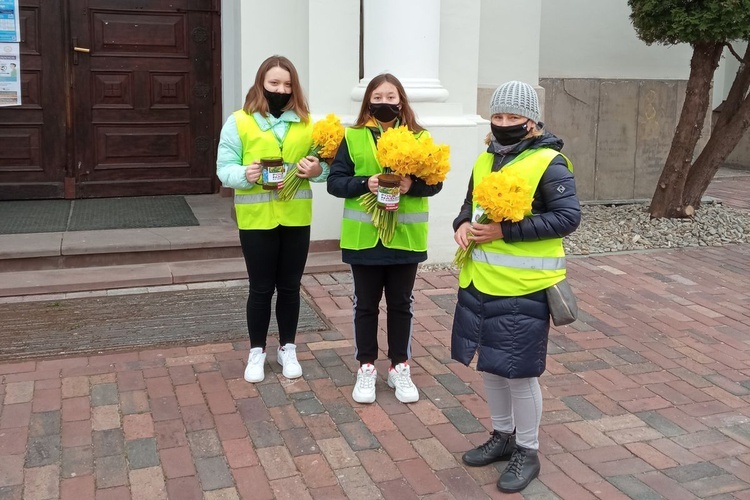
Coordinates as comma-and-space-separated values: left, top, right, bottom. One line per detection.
546, 278, 578, 326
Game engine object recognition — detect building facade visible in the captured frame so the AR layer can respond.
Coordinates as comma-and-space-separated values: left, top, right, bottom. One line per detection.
1, 0, 745, 263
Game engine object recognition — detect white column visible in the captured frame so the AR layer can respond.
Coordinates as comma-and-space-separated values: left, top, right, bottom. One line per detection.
478, 0, 543, 119
345, 0, 490, 265
220, 0, 243, 119
308, 0, 360, 116
352, 0, 449, 103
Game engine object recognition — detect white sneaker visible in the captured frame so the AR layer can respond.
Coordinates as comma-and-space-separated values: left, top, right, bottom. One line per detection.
352, 364, 377, 404
277, 344, 303, 379
387, 362, 419, 403
244, 347, 266, 383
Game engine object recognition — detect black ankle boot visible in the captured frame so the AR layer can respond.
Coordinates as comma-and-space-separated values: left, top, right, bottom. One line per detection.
462, 430, 516, 467
497, 445, 541, 493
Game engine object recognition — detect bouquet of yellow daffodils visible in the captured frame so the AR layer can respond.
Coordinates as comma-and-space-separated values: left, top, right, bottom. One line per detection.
358, 125, 450, 244
452, 169, 533, 269
277, 114, 344, 201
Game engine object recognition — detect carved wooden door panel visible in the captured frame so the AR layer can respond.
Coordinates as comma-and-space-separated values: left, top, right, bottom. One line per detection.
0, 0, 67, 200
69, 0, 218, 197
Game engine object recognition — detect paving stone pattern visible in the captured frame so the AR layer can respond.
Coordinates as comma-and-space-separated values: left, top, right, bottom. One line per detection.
2, 243, 750, 499
1, 175, 750, 498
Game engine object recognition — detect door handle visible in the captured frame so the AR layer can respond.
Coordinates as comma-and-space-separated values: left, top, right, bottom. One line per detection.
72, 38, 89, 65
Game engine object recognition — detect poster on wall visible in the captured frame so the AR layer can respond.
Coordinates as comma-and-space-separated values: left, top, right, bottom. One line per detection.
0, 42, 20, 106
0, 0, 19, 43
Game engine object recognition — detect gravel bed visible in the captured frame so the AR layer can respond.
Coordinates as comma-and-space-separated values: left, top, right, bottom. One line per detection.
565, 201, 750, 255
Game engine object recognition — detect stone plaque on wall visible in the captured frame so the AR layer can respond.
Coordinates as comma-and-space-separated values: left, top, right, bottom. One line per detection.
539, 79, 599, 201
540, 77, 707, 202
635, 81, 679, 199
596, 81, 639, 201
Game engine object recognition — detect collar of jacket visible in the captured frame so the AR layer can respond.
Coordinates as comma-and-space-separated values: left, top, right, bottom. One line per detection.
252, 110, 300, 131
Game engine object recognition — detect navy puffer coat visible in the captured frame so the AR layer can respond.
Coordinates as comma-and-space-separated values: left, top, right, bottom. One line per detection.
453, 286, 550, 378
450, 130, 581, 379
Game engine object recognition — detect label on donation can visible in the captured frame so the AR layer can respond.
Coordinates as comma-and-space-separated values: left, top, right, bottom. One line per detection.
260, 157, 284, 190
377, 173, 401, 211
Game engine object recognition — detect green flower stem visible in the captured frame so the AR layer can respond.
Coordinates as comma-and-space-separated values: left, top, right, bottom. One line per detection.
452, 213, 490, 269
277, 145, 325, 201
358, 192, 398, 245
277, 166, 303, 201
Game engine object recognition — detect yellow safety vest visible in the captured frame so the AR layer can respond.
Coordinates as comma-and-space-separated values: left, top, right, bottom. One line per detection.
459, 148, 574, 296
340, 127, 430, 251
233, 110, 313, 230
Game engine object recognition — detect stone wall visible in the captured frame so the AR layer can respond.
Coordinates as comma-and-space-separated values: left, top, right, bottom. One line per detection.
539, 78, 710, 202
721, 110, 750, 170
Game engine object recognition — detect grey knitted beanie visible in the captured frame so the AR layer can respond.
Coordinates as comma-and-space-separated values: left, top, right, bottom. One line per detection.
489, 81, 541, 123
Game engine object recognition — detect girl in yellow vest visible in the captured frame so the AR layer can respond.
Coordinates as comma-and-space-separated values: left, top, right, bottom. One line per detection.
216, 55, 327, 384
451, 81, 581, 493
327, 74, 442, 404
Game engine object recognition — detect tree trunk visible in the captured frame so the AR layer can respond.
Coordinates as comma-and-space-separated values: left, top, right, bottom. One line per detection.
683, 96, 750, 207
714, 43, 750, 131
683, 43, 750, 208
649, 42, 724, 218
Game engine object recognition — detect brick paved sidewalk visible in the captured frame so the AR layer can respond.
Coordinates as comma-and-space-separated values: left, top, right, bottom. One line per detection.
2, 242, 750, 499
2, 171, 750, 499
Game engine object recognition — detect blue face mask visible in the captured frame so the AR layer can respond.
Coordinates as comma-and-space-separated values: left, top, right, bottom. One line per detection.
491, 120, 530, 145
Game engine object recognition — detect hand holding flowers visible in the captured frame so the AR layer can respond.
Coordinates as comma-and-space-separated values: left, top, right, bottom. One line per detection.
358, 125, 450, 244
452, 169, 533, 269
278, 114, 344, 201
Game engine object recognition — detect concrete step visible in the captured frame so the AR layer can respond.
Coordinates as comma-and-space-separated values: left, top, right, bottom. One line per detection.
0, 226, 243, 272
0, 193, 347, 297
0, 251, 346, 298
0, 224, 346, 297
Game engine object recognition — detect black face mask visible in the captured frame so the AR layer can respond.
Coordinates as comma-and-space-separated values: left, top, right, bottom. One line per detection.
264, 89, 292, 118
491, 121, 531, 146
368, 103, 400, 123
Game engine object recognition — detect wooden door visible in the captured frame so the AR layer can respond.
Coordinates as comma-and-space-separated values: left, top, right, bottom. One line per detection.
69, 0, 219, 198
0, 0, 68, 200
0, 0, 219, 200
70, 0, 218, 198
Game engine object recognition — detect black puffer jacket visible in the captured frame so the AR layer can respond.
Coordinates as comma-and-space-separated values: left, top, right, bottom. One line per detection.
452, 131, 580, 240
451, 131, 581, 379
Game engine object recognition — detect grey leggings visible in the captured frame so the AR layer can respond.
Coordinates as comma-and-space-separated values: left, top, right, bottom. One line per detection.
482, 371, 543, 450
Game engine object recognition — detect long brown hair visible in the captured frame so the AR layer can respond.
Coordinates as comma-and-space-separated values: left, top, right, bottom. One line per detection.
353, 73, 424, 133
242, 55, 309, 121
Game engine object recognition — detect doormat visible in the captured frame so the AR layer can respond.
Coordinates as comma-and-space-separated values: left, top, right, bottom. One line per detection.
0, 200, 72, 234
0, 286, 330, 362
0, 196, 199, 234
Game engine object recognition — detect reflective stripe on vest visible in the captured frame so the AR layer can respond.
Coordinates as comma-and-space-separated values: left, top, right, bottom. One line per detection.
342, 208, 429, 224
339, 127, 430, 252
235, 189, 312, 205
458, 148, 574, 296
471, 249, 566, 270
232, 110, 313, 229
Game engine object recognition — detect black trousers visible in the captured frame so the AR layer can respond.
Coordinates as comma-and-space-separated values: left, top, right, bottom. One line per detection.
239, 225, 310, 349
350, 263, 418, 366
